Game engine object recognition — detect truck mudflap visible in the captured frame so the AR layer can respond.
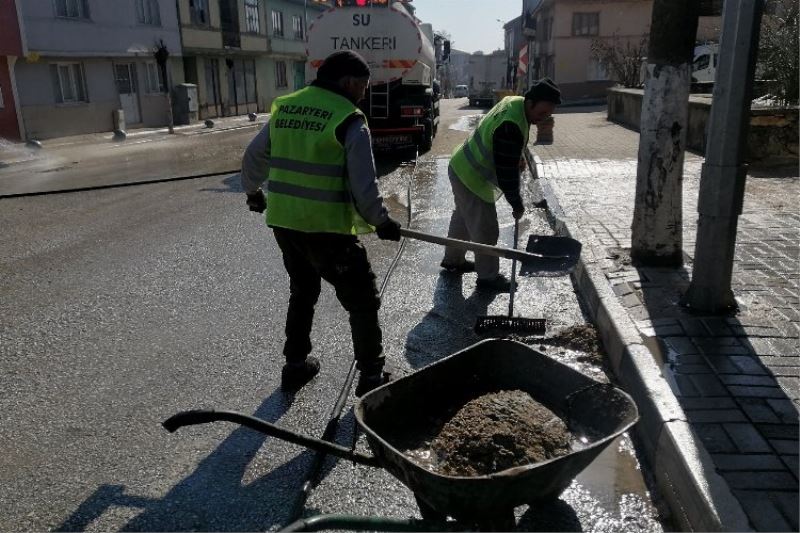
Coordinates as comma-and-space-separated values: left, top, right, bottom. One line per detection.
371, 126, 424, 151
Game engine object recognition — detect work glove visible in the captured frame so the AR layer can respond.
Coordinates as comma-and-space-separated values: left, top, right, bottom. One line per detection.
512, 206, 525, 220
375, 218, 402, 241
246, 190, 266, 213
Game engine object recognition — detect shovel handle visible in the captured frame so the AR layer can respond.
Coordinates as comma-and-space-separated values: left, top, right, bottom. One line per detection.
399, 228, 559, 262
163, 410, 380, 468
509, 219, 519, 317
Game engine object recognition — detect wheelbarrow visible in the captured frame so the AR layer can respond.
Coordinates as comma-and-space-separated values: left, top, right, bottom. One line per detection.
163, 339, 638, 531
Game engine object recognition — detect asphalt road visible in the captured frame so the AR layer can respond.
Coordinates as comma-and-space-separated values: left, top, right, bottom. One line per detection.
1, 98, 666, 531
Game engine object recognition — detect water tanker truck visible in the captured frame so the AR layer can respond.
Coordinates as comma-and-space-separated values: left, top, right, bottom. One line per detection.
306, 0, 440, 152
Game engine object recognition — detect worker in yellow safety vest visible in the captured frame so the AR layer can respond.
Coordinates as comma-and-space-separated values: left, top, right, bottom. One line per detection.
441, 79, 562, 291
240, 51, 402, 396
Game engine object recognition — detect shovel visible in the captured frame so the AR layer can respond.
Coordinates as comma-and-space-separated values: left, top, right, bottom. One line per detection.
474, 219, 547, 335
399, 228, 571, 267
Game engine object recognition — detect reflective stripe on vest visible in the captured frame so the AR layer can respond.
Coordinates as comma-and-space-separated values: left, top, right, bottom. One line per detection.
269, 157, 345, 178
450, 96, 530, 203
267, 180, 350, 203
265, 85, 373, 235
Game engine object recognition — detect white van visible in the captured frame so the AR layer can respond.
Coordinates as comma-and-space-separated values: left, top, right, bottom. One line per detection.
692, 43, 719, 83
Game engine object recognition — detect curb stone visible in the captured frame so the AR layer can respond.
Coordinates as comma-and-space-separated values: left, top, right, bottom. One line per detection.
528, 153, 753, 532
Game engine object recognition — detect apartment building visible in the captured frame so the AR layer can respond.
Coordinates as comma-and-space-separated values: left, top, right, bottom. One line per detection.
523, 0, 722, 101
13, 0, 183, 139
178, 0, 264, 118
177, 0, 326, 120
526, 0, 652, 101
503, 15, 524, 90
266, 0, 321, 98
0, 0, 24, 140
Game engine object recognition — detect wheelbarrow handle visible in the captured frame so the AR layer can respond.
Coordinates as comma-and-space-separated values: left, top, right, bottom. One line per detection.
399, 228, 568, 261
162, 409, 381, 468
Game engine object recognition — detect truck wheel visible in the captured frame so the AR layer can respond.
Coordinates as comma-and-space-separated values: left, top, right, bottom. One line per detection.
420, 120, 433, 153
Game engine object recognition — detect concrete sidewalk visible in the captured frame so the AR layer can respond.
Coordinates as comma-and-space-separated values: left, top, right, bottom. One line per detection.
0, 113, 266, 167
530, 110, 798, 532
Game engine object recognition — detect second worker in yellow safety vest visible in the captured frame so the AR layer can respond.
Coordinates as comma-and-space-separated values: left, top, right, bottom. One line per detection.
240, 51, 402, 396
442, 79, 562, 292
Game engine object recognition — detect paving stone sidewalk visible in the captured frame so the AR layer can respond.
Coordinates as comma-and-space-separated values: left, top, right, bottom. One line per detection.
531, 110, 798, 532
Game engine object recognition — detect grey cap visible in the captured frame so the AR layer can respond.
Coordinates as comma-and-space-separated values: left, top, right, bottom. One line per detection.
524, 78, 562, 105
317, 51, 371, 82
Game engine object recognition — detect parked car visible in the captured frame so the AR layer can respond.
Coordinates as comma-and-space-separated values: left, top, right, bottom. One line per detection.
453, 85, 469, 98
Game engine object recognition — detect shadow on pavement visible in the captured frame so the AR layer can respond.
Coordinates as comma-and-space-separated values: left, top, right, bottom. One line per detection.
403, 273, 494, 370
517, 499, 583, 531
198, 173, 244, 194
55, 389, 348, 531
622, 258, 799, 531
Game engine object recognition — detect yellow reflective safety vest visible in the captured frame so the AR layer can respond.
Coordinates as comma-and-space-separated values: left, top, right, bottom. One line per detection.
450, 96, 530, 203
265, 85, 373, 235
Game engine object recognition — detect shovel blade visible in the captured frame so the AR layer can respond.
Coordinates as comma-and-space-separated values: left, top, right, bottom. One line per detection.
520, 235, 582, 276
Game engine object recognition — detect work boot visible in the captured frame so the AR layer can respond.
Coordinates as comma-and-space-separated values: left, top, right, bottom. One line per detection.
476, 274, 512, 293
355, 369, 393, 397
440, 259, 476, 274
281, 357, 320, 392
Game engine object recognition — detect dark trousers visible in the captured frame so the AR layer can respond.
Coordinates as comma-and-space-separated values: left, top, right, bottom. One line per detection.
273, 227, 384, 374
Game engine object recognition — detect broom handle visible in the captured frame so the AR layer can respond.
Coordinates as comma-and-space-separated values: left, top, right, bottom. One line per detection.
509, 219, 519, 317
399, 228, 547, 262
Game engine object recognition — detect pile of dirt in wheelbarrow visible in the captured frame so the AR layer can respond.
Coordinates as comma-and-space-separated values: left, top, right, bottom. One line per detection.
410, 390, 572, 476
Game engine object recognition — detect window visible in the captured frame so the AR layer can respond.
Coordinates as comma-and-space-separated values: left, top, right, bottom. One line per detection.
693, 54, 710, 72
50, 63, 88, 103
145, 62, 166, 93
136, 0, 160, 25
190, 0, 209, 25
54, 0, 90, 19
272, 10, 284, 37
275, 60, 287, 88
292, 15, 304, 40
572, 12, 599, 36
245, 0, 259, 33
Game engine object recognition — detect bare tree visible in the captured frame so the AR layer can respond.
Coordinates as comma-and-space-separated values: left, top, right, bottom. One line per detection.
758, 0, 799, 105
590, 33, 649, 88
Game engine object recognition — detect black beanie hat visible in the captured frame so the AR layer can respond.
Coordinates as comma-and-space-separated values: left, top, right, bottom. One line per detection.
524, 77, 562, 105
316, 51, 371, 82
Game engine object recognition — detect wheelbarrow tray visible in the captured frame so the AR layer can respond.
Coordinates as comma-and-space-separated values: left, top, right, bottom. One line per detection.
355, 338, 638, 522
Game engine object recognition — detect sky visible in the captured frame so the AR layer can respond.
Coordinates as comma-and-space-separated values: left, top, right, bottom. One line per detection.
410, 0, 523, 54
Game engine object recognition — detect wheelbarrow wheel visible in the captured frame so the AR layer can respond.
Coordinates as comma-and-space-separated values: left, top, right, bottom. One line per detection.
414, 494, 447, 523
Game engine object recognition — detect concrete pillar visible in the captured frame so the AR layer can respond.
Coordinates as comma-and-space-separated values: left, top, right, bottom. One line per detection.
683, 0, 765, 313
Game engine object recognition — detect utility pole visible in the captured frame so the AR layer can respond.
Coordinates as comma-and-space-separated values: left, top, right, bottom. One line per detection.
630, 0, 699, 267
683, 0, 765, 313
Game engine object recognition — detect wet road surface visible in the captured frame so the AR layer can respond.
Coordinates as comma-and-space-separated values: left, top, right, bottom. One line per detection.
1, 98, 667, 531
